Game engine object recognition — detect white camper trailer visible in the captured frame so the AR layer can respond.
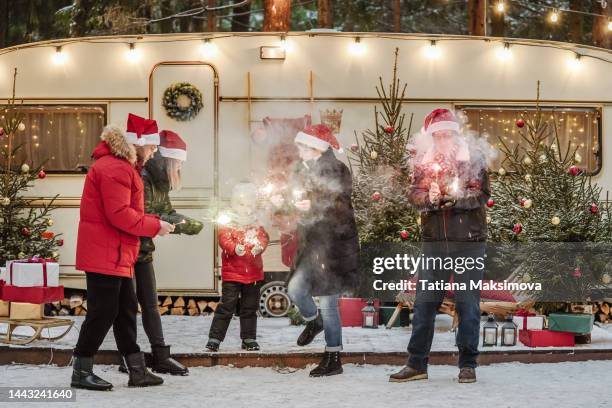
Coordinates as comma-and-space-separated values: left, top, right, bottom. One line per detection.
1, 33, 610, 312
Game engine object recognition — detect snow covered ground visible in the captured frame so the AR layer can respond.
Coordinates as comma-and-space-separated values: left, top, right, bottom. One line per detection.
1, 361, 611, 407
3, 314, 612, 353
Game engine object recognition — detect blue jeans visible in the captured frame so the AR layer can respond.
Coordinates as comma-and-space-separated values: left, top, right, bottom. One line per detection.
407, 242, 484, 370
287, 269, 342, 351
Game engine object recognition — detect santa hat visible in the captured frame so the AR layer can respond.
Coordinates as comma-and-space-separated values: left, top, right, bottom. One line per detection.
294, 124, 342, 152
422, 108, 460, 137
125, 113, 160, 146
158, 130, 187, 161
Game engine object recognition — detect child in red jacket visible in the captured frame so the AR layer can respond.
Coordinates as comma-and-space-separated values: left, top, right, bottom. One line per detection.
207, 182, 269, 351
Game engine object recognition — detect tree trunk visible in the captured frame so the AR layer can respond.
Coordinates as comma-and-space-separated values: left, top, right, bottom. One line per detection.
393, 0, 401, 32
0, 0, 9, 48
231, 0, 252, 31
206, 0, 216, 32
263, 0, 291, 31
318, 0, 332, 28
568, 0, 583, 44
24, 0, 34, 42
592, 2, 612, 49
467, 0, 486, 36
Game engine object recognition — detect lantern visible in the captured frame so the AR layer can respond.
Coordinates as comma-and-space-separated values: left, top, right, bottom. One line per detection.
361, 300, 378, 329
501, 314, 518, 346
482, 313, 498, 347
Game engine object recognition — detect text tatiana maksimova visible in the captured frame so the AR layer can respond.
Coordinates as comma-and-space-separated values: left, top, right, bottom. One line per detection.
372, 279, 542, 292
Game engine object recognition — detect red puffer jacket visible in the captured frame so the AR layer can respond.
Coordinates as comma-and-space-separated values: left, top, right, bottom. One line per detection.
218, 224, 269, 284
76, 127, 161, 278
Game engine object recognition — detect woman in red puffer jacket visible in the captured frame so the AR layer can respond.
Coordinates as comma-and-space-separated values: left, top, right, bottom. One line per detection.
71, 121, 175, 392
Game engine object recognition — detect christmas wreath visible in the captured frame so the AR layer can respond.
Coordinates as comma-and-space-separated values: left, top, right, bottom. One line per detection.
162, 82, 203, 121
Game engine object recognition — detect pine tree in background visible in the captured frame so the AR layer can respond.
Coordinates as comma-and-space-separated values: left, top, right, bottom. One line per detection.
348, 48, 420, 244
0, 68, 61, 265
487, 81, 612, 301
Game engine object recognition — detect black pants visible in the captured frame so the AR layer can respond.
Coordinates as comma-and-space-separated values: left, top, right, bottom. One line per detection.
208, 281, 260, 342
134, 261, 165, 347
74, 272, 140, 357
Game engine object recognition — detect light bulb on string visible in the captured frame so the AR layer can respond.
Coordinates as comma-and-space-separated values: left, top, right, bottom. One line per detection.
201, 38, 217, 58
496, 42, 512, 61
608, 19, 612, 31
53, 46, 66, 65
496, 1, 505, 13
549, 9, 559, 23
349, 37, 366, 55
126, 43, 141, 63
425, 40, 441, 59
567, 53, 582, 71
279, 34, 292, 52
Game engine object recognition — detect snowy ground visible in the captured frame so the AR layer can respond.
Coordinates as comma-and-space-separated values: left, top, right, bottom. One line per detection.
1, 361, 611, 407
3, 314, 612, 353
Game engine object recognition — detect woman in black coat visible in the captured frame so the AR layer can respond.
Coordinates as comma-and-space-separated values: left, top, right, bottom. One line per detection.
273, 124, 359, 377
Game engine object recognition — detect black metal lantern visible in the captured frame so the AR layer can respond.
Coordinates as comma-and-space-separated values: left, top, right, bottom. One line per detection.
361, 300, 378, 329
482, 313, 498, 347
501, 314, 518, 346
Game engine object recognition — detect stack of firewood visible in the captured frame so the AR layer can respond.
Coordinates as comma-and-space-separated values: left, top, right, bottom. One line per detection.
49, 294, 88, 317
593, 301, 612, 323
157, 296, 218, 316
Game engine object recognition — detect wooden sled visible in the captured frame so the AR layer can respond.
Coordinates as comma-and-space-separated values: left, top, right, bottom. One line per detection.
0, 317, 74, 345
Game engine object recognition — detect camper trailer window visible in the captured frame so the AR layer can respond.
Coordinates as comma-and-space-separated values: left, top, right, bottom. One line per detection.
0, 105, 106, 173
458, 106, 601, 174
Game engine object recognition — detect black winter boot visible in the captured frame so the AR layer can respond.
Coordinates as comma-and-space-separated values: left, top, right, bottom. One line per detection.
206, 339, 220, 352
125, 352, 164, 387
297, 314, 324, 347
241, 339, 260, 351
71, 356, 113, 391
309, 351, 343, 377
151, 345, 189, 376
388, 366, 428, 382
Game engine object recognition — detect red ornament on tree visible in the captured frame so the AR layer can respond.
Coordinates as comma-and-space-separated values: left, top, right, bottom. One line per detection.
41, 230, 55, 240
20, 227, 30, 237
372, 191, 381, 202
399, 230, 409, 240
57, 239, 64, 247
512, 223, 522, 234
486, 199, 495, 208
573, 267, 582, 278
516, 118, 525, 128
384, 126, 394, 134
37, 170, 46, 179
350, 143, 359, 152
568, 166, 580, 176
590, 203, 599, 214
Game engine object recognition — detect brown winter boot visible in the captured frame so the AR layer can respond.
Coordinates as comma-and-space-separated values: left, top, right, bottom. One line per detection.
388, 366, 428, 382
458, 367, 477, 383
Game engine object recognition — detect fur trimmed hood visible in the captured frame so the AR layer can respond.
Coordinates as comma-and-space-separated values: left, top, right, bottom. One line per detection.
94, 124, 137, 164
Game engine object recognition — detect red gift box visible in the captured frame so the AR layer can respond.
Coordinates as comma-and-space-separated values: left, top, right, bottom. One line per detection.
1, 284, 64, 304
338, 298, 380, 327
519, 329, 575, 347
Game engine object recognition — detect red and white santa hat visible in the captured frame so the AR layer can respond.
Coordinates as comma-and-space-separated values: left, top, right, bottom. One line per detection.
158, 130, 187, 161
294, 124, 342, 152
125, 113, 160, 146
422, 108, 460, 137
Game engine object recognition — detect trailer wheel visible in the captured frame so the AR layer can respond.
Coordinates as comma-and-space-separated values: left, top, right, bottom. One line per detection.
259, 281, 292, 317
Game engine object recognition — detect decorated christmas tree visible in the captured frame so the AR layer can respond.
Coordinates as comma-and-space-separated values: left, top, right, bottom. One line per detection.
348, 48, 421, 244
487, 81, 612, 302
0, 69, 61, 265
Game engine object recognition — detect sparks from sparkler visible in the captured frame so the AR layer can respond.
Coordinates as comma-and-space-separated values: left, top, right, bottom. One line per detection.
216, 213, 232, 225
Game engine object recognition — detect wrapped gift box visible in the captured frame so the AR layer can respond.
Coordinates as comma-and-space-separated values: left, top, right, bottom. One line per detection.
548, 313, 594, 334
513, 309, 545, 331
10, 302, 44, 320
338, 298, 380, 327
379, 306, 411, 327
7, 259, 60, 287
2, 285, 64, 304
519, 329, 575, 347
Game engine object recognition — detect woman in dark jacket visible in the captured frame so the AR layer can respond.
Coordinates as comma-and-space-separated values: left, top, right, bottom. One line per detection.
119, 130, 203, 376
273, 124, 359, 377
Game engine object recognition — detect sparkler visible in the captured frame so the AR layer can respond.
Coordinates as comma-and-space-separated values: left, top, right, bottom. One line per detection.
292, 189, 304, 203
216, 213, 232, 225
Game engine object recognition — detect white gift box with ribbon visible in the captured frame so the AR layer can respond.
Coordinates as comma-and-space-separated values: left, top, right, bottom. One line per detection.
6, 260, 60, 287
